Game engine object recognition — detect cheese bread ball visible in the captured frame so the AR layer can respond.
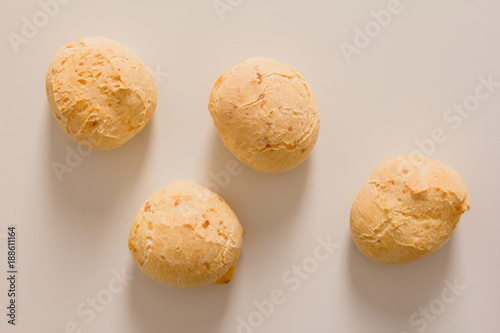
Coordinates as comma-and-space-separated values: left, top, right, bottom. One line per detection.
208, 57, 320, 173
128, 180, 243, 288
46, 37, 157, 150
350, 156, 470, 265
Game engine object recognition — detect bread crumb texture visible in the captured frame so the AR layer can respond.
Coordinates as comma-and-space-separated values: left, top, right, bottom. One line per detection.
128, 180, 243, 288
46, 36, 157, 150
350, 155, 470, 265
209, 57, 320, 173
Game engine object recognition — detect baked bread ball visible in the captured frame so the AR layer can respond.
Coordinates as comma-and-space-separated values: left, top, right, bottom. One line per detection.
208, 57, 320, 173
46, 37, 157, 150
128, 180, 243, 287
350, 155, 470, 265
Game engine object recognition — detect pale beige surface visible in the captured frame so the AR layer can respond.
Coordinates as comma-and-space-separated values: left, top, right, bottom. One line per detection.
4, 1, 500, 332
208, 57, 320, 173
350, 155, 470, 265
46, 36, 157, 150
128, 180, 243, 288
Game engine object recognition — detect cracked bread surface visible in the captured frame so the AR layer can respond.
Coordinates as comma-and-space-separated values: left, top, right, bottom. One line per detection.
350, 155, 470, 265
46, 36, 157, 150
208, 57, 320, 173
128, 180, 243, 287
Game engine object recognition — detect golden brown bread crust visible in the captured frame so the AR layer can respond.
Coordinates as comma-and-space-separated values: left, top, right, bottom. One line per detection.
128, 180, 243, 287
350, 155, 470, 264
46, 36, 157, 150
208, 57, 320, 173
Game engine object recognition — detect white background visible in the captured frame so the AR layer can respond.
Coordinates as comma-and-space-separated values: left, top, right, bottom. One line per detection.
1, 0, 499, 332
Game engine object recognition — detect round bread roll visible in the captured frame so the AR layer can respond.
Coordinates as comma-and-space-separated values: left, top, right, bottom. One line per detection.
128, 180, 243, 287
350, 155, 470, 265
46, 36, 157, 150
208, 57, 320, 173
